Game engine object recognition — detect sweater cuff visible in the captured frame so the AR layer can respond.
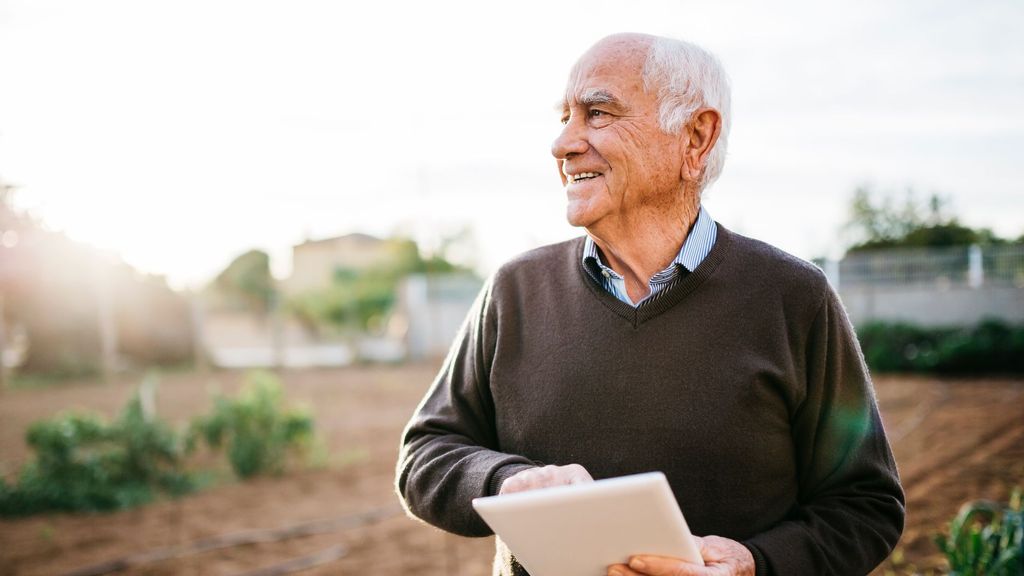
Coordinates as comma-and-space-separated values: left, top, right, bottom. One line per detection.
742, 541, 769, 576
487, 463, 538, 496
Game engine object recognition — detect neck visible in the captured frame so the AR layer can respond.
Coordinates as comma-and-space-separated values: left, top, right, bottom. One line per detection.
588, 199, 701, 303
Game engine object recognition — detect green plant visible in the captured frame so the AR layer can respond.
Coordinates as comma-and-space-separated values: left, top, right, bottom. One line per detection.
935, 488, 1024, 576
857, 319, 1024, 374
188, 371, 314, 478
0, 386, 194, 516
286, 236, 475, 334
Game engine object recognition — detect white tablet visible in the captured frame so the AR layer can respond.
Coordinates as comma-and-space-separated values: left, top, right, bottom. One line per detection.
472, 471, 703, 576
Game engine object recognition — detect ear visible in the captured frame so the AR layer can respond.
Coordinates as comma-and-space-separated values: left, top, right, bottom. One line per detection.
680, 108, 722, 183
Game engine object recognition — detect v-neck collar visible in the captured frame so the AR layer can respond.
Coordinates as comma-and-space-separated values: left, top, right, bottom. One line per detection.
576, 223, 733, 328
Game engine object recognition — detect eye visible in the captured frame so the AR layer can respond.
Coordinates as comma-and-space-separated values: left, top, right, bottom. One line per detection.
586, 108, 614, 127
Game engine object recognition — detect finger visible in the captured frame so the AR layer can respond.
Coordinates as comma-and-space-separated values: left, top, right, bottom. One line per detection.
692, 535, 711, 560
500, 467, 559, 494
534, 465, 563, 487
499, 464, 592, 494
697, 535, 755, 569
607, 563, 645, 576
539, 465, 561, 483
566, 463, 594, 484
629, 555, 705, 576
498, 467, 539, 494
499, 477, 522, 494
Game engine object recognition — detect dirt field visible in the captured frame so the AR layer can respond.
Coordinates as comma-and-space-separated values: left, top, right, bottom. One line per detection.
1, 365, 1022, 575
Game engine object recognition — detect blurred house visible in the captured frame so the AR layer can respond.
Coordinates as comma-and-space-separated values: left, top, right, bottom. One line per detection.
284, 233, 391, 296
283, 232, 482, 361
200, 232, 482, 368
820, 244, 1024, 327
390, 273, 483, 361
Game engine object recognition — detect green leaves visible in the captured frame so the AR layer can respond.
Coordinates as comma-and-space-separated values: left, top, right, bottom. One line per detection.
843, 186, 1010, 253
1, 371, 318, 518
287, 236, 474, 334
935, 488, 1024, 575
211, 249, 276, 315
188, 371, 314, 479
857, 319, 1024, 374
0, 391, 194, 516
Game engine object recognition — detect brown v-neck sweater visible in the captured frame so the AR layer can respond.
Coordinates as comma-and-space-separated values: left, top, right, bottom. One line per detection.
397, 224, 904, 576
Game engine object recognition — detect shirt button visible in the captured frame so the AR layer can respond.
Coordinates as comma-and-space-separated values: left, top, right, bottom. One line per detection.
601, 270, 610, 278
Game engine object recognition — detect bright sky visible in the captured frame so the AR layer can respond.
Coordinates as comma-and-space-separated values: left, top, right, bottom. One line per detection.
1, 0, 1021, 289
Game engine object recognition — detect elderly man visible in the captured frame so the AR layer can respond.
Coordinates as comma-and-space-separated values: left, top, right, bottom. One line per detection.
396, 33, 904, 576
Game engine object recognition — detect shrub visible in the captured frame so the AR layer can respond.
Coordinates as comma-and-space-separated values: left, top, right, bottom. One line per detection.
188, 371, 313, 478
0, 389, 194, 516
857, 319, 1024, 374
935, 488, 1023, 575
0, 372, 317, 517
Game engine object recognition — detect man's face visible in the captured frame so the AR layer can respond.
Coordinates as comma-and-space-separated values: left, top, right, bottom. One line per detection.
552, 37, 686, 231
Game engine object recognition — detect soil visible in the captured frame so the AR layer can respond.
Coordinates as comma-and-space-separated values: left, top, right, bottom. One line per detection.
0, 365, 1021, 575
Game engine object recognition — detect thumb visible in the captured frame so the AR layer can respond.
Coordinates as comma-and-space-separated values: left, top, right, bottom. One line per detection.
692, 535, 708, 557
628, 555, 703, 576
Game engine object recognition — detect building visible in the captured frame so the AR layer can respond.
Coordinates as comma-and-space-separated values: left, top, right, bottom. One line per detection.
285, 233, 392, 295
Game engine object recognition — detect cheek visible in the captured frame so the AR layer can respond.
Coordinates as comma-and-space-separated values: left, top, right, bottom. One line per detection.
637, 137, 684, 184
604, 124, 658, 168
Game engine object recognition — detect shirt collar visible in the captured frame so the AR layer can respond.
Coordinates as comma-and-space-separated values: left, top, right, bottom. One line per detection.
582, 205, 717, 276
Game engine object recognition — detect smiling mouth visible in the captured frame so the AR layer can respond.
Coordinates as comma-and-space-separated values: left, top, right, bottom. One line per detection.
566, 171, 602, 184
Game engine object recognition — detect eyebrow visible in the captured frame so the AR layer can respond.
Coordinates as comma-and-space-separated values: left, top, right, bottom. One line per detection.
557, 88, 630, 113
580, 89, 622, 107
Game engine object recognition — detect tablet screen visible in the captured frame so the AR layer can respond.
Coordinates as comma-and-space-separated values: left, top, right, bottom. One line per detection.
472, 471, 703, 575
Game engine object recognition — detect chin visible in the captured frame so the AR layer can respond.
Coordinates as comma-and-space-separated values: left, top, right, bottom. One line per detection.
565, 206, 592, 229
565, 191, 609, 230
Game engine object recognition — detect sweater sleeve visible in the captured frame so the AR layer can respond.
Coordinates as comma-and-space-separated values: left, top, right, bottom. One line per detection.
395, 277, 536, 537
743, 285, 905, 575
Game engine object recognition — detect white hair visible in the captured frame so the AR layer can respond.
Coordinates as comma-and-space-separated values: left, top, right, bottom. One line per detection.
642, 36, 732, 192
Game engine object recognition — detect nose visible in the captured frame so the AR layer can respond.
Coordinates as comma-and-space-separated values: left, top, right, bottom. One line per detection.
551, 116, 588, 160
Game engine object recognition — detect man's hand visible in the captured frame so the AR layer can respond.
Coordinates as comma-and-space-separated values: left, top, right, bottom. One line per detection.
498, 464, 593, 494
606, 536, 755, 576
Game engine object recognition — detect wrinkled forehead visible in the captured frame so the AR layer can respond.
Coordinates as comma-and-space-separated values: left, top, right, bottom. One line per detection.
561, 43, 648, 109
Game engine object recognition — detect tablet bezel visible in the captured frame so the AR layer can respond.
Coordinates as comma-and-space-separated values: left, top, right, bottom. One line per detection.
472, 471, 703, 575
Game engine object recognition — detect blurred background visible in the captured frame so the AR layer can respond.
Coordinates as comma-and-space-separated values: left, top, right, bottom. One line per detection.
1, 1, 1022, 575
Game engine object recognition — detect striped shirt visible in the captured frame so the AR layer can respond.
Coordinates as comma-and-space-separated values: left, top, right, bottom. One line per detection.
582, 205, 717, 307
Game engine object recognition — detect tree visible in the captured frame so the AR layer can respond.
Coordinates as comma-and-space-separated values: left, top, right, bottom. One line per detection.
844, 185, 1009, 253
210, 250, 276, 315
287, 236, 473, 334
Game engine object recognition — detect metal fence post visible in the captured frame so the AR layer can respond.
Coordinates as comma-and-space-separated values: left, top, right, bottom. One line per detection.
968, 244, 983, 288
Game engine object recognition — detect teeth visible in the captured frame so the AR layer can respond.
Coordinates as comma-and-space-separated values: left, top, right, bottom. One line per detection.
568, 172, 600, 183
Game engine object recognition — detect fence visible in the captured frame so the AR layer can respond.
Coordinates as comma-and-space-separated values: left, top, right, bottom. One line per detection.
820, 244, 1024, 327
822, 244, 1024, 289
